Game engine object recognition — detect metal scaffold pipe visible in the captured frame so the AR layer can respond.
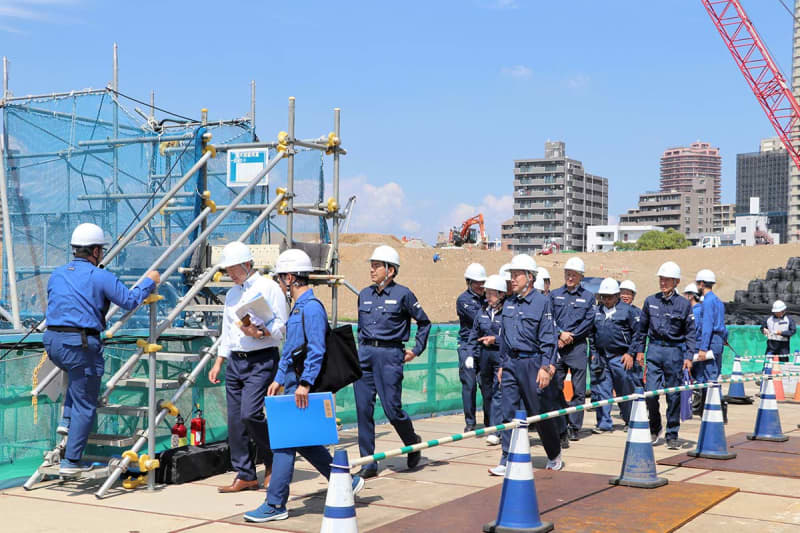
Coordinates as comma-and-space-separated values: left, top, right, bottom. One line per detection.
286, 97, 295, 243
332, 107, 341, 326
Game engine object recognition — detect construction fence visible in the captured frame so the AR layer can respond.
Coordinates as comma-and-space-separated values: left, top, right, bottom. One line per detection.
0, 324, 790, 488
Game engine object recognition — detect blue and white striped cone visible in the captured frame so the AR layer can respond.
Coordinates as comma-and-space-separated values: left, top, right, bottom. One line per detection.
483, 410, 553, 533
609, 387, 667, 488
725, 357, 752, 404
320, 450, 358, 533
747, 373, 789, 442
688, 384, 736, 459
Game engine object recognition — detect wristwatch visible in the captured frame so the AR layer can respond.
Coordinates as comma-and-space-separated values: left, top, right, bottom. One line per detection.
299, 379, 312, 388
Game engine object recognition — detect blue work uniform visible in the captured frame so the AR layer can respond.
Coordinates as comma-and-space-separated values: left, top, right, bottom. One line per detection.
466, 302, 504, 428
497, 289, 561, 465
762, 314, 796, 362
43, 257, 155, 463
354, 281, 431, 473
632, 291, 696, 441
549, 285, 595, 434
698, 291, 727, 377
589, 302, 641, 430
690, 302, 715, 384
456, 288, 485, 428
266, 290, 334, 509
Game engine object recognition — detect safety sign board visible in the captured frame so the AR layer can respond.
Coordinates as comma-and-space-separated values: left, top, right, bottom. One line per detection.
227, 149, 269, 187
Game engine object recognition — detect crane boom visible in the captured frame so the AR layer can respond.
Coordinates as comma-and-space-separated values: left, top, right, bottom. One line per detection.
701, 0, 800, 172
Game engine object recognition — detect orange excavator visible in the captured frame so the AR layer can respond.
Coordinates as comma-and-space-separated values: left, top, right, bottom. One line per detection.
448, 214, 488, 248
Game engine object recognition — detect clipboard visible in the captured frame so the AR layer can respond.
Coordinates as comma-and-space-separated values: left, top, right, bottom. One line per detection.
264, 392, 339, 449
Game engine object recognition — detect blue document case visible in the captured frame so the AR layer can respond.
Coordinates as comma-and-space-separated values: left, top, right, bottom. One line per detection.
264, 392, 339, 449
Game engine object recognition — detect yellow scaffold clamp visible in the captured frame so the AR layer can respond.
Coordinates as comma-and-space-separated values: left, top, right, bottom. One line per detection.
158, 400, 179, 417
213, 270, 223, 282
277, 131, 290, 152
142, 294, 165, 305
136, 338, 163, 353
326, 197, 338, 214
159, 140, 180, 156
122, 450, 139, 464
202, 190, 217, 213
276, 187, 289, 215
202, 144, 217, 159
325, 132, 340, 155
138, 454, 160, 472
122, 475, 146, 490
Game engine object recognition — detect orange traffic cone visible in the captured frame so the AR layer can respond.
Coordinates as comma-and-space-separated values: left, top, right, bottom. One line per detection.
773, 357, 786, 401
563, 371, 574, 402
792, 382, 800, 403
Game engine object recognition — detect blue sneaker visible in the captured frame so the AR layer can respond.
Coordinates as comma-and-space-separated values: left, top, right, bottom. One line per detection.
56, 417, 70, 436
352, 474, 365, 495
243, 502, 288, 523
59, 459, 94, 476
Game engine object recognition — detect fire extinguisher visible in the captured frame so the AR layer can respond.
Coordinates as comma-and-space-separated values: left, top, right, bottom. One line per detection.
171, 414, 187, 448
190, 405, 206, 446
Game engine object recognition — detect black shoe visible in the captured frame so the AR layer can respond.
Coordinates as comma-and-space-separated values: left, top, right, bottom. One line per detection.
560, 434, 570, 449
357, 467, 378, 479
464, 425, 476, 433
623, 424, 629, 433
591, 427, 613, 434
666, 439, 680, 450
407, 435, 422, 469
568, 427, 579, 441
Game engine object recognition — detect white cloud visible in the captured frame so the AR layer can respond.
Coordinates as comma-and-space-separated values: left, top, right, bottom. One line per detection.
443, 194, 513, 242
477, 0, 519, 9
339, 174, 422, 236
501, 65, 533, 79
0, 0, 82, 32
566, 74, 590, 89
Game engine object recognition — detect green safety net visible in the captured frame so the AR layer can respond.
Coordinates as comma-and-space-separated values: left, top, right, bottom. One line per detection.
0, 324, 792, 488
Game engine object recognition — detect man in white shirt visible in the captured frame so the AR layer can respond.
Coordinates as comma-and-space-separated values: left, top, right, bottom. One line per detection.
209, 241, 288, 493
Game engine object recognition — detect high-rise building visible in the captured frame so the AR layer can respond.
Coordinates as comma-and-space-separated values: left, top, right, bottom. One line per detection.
619, 176, 716, 237
510, 141, 608, 254
735, 137, 789, 242
660, 142, 721, 203
712, 203, 736, 233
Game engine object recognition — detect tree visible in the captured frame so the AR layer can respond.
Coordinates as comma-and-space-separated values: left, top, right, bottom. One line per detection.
635, 229, 691, 251
613, 241, 637, 251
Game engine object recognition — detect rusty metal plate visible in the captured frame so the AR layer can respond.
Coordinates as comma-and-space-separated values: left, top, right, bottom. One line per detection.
658, 447, 800, 478
369, 471, 736, 533
726, 432, 800, 455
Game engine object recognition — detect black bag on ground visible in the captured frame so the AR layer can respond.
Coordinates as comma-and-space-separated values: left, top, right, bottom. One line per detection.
155, 441, 231, 485
292, 298, 362, 394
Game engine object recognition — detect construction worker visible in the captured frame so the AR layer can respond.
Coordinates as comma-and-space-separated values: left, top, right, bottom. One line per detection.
632, 261, 695, 450
354, 245, 431, 479
44, 223, 160, 476
533, 276, 546, 294
467, 274, 507, 445
457, 263, 488, 432
550, 256, 594, 443
762, 300, 796, 363
499, 263, 513, 296
537, 267, 551, 295
683, 283, 705, 416
244, 249, 364, 523
209, 241, 288, 493
620, 280, 638, 312
589, 278, 641, 433
489, 254, 562, 476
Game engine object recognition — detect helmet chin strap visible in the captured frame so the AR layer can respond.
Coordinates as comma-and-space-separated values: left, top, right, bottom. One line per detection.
519, 272, 533, 296
377, 262, 394, 291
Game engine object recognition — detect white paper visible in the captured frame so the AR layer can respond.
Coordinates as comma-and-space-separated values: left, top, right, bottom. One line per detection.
234, 294, 274, 325
692, 349, 715, 363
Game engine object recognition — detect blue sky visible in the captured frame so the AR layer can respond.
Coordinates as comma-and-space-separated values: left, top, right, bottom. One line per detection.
1, 0, 798, 243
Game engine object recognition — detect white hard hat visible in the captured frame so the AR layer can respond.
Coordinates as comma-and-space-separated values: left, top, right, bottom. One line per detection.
683, 282, 699, 295
369, 245, 400, 267
499, 263, 512, 281
597, 277, 620, 295
464, 263, 487, 282
275, 249, 314, 274
564, 257, 585, 274
619, 280, 637, 293
533, 276, 545, 291
696, 269, 716, 284
657, 261, 681, 279
483, 274, 507, 293
218, 241, 253, 268
509, 254, 537, 273
773, 300, 787, 313
537, 267, 551, 280
70, 223, 110, 247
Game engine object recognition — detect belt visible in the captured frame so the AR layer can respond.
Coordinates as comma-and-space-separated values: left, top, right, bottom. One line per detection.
650, 339, 682, 347
483, 345, 500, 352
230, 346, 278, 359
48, 326, 101, 349
361, 339, 404, 349
510, 350, 540, 359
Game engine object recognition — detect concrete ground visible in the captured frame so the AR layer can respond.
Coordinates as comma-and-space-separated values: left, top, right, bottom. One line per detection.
2, 382, 800, 532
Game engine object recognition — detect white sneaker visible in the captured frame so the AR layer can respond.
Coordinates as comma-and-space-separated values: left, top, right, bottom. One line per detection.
488, 464, 506, 476
651, 429, 663, 445
486, 434, 500, 445
545, 455, 564, 471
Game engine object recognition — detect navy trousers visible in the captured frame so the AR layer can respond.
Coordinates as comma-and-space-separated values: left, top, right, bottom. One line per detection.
458, 345, 479, 427
266, 373, 333, 508
225, 347, 278, 482
499, 357, 561, 465
478, 348, 501, 427
645, 344, 683, 440
43, 330, 104, 463
693, 338, 724, 417
354, 344, 418, 471
555, 341, 588, 433
591, 354, 638, 430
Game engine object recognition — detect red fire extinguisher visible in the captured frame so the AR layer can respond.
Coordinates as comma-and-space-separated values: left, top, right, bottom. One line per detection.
190, 405, 206, 446
171, 414, 187, 448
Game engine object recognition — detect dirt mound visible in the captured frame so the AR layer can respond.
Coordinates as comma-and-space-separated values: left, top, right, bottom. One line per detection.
339, 233, 402, 247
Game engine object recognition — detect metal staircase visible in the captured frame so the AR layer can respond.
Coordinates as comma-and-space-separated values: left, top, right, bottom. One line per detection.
22, 98, 353, 498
